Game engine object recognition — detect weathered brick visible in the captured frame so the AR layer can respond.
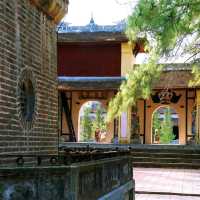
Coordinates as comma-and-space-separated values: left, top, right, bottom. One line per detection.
0, 0, 66, 158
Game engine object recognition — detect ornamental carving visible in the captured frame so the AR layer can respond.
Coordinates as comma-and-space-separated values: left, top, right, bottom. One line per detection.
30, 0, 69, 24
151, 89, 182, 104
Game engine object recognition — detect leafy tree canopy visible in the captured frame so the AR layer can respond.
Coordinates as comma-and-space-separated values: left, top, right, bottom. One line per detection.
107, 0, 200, 121
160, 107, 175, 144
153, 110, 161, 134
80, 107, 93, 142
127, 0, 200, 56
92, 105, 106, 133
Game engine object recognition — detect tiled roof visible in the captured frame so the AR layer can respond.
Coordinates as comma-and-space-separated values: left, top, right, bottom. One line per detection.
163, 63, 192, 71
58, 68, 197, 90
58, 76, 125, 90
57, 18, 126, 33
154, 70, 194, 89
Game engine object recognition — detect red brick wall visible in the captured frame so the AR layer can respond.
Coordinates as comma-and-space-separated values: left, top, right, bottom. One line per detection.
58, 43, 121, 76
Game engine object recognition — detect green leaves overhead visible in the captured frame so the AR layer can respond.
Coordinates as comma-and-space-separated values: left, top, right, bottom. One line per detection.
80, 107, 93, 142
107, 56, 162, 121
160, 107, 175, 144
107, 0, 200, 121
127, 0, 200, 54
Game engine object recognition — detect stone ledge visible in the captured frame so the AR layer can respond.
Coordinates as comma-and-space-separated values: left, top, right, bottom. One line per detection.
30, 0, 69, 24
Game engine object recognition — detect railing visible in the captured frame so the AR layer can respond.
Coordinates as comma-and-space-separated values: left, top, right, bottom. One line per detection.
0, 146, 131, 167
0, 149, 134, 200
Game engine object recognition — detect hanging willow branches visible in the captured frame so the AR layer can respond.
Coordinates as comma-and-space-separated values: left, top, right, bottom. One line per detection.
107, 0, 200, 121
107, 55, 163, 121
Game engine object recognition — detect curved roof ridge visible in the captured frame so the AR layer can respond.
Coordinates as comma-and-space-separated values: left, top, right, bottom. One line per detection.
58, 19, 126, 33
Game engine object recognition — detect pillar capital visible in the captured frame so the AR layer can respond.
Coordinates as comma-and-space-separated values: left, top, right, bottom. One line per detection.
30, 0, 69, 24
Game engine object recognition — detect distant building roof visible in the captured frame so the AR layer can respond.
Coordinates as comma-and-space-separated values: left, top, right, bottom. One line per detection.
58, 63, 197, 91
57, 18, 128, 43
154, 70, 193, 89
163, 63, 192, 71
58, 18, 126, 33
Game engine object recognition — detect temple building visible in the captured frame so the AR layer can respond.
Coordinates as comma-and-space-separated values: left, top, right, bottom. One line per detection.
0, 1, 134, 199
58, 19, 198, 145
137, 65, 196, 144
58, 18, 137, 143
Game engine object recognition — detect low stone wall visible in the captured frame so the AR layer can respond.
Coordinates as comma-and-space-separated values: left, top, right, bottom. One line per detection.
0, 156, 134, 200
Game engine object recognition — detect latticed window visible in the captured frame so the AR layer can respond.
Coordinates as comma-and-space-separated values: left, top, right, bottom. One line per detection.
20, 80, 35, 121
18, 68, 36, 129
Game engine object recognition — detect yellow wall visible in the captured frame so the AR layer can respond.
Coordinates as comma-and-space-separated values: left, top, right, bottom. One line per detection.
196, 89, 200, 139
118, 42, 136, 143
62, 42, 136, 144
121, 43, 135, 76
61, 91, 115, 143
137, 89, 196, 145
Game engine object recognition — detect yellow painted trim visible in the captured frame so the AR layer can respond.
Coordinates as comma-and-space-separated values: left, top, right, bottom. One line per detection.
121, 43, 135, 76
196, 90, 200, 139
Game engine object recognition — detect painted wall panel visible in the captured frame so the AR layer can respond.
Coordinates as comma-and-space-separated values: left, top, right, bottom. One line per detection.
58, 43, 121, 76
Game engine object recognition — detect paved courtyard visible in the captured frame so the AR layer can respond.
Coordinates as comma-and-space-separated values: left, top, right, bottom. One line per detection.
135, 194, 200, 200
133, 168, 200, 200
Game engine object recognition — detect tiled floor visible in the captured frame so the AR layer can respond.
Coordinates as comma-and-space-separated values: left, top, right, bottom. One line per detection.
135, 194, 200, 200
133, 168, 200, 200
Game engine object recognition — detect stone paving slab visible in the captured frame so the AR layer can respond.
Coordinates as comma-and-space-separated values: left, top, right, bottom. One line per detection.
134, 168, 200, 195
136, 194, 200, 200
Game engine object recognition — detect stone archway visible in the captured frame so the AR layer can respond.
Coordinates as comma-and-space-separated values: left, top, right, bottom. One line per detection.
151, 106, 179, 144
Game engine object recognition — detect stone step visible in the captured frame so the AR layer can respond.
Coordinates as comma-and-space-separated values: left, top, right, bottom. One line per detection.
130, 145, 200, 169
131, 152, 200, 159
132, 157, 200, 164
131, 148, 200, 154
133, 161, 200, 169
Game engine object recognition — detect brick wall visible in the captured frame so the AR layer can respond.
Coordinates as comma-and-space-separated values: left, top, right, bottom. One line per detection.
0, 0, 59, 155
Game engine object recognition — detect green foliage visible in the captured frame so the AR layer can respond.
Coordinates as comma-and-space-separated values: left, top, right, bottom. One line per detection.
127, 0, 200, 55
160, 108, 175, 144
80, 104, 106, 142
80, 107, 93, 142
153, 111, 161, 135
189, 64, 200, 86
107, 0, 200, 120
92, 105, 106, 133
107, 57, 162, 121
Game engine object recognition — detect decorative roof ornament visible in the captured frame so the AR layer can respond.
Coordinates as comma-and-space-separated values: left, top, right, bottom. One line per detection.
89, 12, 95, 24
87, 14, 97, 32
151, 89, 181, 104
158, 89, 173, 104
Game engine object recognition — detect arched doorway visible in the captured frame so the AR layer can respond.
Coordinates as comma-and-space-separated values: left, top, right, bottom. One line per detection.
152, 106, 179, 144
78, 101, 107, 142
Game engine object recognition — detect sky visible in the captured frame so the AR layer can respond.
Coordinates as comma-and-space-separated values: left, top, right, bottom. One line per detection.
63, 0, 135, 25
